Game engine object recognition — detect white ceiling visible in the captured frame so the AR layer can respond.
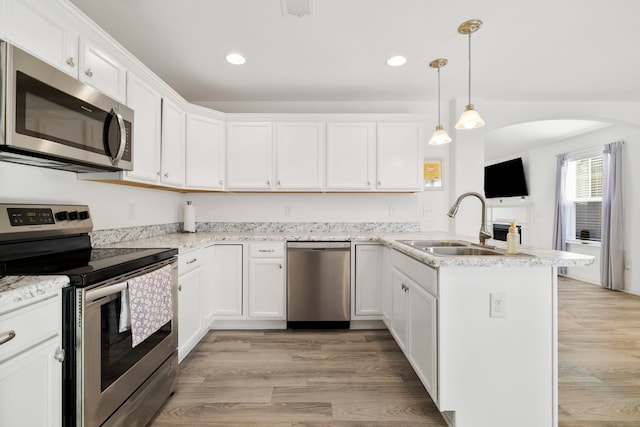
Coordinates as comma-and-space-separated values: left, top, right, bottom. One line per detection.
69, 0, 640, 105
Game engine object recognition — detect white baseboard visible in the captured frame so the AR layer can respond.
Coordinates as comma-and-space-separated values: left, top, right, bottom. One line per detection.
349, 320, 386, 330
210, 319, 287, 329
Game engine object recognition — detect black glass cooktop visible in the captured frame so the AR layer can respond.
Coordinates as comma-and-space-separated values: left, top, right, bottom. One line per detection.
0, 235, 177, 286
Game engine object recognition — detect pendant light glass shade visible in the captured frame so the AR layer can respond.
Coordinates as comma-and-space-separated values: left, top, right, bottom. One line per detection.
428, 58, 451, 145
455, 104, 485, 129
456, 19, 485, 130
429, 125, 452, 145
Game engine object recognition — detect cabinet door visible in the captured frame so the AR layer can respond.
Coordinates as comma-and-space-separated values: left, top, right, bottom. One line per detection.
390, 268, 408, 351
3, 0, 78, 76
212, 245, 243, 317
354, 244, 383, 317
408, 282, 438, 402
126, 73, 162, 184
376, 122, 422, 191
79, 39, 126, 103
275, 122, 324, 190
326, 122, 375, 191
186, 114, 225, 190
178, 266, 202, 361
226, 122, 273, 190
161, 98, 186, 187
248, 258, 285, 319
0, 338, 61, 427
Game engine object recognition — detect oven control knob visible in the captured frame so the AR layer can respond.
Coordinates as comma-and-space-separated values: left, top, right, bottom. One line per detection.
79, 211, 90, 220
68, 211, 79, 220
55, 211, 69, 221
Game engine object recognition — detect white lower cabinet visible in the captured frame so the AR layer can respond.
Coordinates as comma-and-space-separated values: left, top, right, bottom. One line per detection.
354, 244, 383, 318
178, 249, 204, 361
211, 244, 243, 317
389, 250, 438, 404
0, 296, 62, 427
248, 242, 286, 319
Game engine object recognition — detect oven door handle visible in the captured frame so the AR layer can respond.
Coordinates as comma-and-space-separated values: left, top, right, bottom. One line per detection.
85, 281, 128, 303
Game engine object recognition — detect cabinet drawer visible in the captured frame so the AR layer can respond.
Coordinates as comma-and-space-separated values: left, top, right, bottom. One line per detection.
249, 242, 285, 258
392, 249, 437, 295
179, 248, 203, 275
0, 297, 58, 362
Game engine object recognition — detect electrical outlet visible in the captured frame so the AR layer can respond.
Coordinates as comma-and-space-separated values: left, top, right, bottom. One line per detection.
389, 205, 396, 217
423, 206, 434, 217
284, 205, 292, 217
490, 293, 506, 318
128, 204, 136, 220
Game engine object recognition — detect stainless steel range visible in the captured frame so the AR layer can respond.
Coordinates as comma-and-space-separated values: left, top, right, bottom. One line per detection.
0, 203, 178, 427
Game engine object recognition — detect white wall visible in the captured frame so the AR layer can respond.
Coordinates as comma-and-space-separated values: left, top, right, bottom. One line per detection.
484, 123, 640, 295
0, 162, 183, 230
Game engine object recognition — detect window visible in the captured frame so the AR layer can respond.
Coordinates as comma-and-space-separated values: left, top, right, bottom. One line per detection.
565, 155, 602, 242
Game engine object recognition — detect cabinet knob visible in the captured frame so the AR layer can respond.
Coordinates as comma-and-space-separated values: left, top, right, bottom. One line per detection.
0, 330, 16, 346
267, 180, 271, 186
66, 57, 75, 67
164, 172, 169, 178
186, 258, 197, 264
85, 68, 93, 77
378, 181, 381, 186
219, 179, 224, 185
367, 181, 371, 186
157, 171, 161, 177
53, 347, 65, 363
178, 284, 182, 291
279, 264, 283, 269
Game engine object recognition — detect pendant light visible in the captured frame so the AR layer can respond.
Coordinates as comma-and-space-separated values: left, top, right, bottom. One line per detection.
455, 19, 485, 130
428, 58, 452, 145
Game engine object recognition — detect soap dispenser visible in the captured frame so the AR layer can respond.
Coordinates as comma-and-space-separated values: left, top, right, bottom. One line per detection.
506, 221, 519, 254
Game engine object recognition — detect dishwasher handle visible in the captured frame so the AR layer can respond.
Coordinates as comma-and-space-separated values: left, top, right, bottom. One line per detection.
287, 241, 351, 250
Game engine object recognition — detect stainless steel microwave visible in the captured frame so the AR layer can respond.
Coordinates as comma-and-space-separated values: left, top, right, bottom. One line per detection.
0, 40, 133, 172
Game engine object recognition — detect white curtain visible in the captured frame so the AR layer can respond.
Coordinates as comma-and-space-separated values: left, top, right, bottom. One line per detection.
601, 141, 624, 290
552, 153, 569, 275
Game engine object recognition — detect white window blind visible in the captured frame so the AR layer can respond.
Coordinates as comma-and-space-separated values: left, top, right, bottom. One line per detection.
566, 154, 603, 242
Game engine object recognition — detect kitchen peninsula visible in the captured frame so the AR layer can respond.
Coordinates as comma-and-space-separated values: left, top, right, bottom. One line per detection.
92, 226, 591, 427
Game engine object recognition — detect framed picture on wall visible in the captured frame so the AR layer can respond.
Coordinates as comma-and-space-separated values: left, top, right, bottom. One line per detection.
424, 158, 444, 189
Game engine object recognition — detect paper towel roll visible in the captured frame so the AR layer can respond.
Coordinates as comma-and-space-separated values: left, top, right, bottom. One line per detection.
183, 201, 196, 233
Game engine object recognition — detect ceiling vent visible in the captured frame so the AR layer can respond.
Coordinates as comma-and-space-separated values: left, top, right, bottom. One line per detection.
281, 0, 314, 17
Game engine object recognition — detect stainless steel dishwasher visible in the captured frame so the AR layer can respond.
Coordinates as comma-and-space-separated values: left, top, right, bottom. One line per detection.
287, 241, 351, 327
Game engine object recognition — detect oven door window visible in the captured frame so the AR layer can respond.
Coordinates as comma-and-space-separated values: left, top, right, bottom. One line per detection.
101, 295, 170, 392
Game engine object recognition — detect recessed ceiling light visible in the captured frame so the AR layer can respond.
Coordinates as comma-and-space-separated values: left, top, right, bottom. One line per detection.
387, 56, 407, 67
225, 53, 246, 65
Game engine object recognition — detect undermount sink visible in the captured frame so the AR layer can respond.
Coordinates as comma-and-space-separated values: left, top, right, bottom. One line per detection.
425, 246, 503, 256
398, 240, 468, 248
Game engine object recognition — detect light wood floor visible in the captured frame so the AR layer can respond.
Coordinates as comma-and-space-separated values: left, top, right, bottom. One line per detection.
149, 277, 640, 426
558, 276, 640, 426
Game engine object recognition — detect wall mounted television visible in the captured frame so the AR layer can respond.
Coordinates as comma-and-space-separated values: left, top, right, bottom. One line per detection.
484, 157, 529, 198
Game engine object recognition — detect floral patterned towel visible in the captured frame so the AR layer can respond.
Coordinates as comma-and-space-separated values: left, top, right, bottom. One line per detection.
127, 264, 173, 347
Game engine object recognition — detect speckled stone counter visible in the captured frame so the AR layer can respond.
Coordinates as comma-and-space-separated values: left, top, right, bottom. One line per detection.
97, 230, 594, 269
0, 275, 69, 314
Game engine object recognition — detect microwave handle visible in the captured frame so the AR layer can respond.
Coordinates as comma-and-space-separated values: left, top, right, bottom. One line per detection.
110, 108, 127, 166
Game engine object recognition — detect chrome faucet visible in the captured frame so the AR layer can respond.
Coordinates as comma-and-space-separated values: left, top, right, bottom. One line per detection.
448, 192, 492, 246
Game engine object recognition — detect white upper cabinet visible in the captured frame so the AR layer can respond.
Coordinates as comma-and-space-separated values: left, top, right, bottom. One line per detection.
161, 98, 186, 188
326, 122, 375, 191
186, 114, 225, 190
79, 39, 127, 103
126, 73, 162, 184
376, 122, 422, 191
226, 122, 273, 190
275, 122, 325, 191
3, 0, 79, 76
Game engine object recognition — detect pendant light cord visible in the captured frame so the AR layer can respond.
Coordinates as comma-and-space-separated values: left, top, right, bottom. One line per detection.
437, 66, 441, 126
467, 32, 472, 106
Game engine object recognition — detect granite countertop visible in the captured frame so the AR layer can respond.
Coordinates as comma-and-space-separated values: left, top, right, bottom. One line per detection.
0, 275, 69, 314
97, 230, 594, 269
